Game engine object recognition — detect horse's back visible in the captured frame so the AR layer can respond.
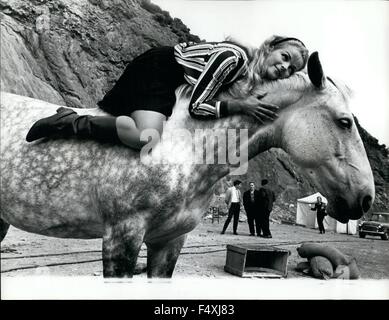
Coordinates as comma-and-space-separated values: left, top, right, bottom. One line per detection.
0, 91, 105, 139
1, 92, 56, 149
0, 91, 204, 240
0, 92, 122, 170
0, 92, 136, 237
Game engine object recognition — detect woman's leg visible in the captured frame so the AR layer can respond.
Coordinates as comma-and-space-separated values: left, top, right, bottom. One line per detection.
26, 107, 120, 144
116, 110, 166, 150
26, 108, 166, 151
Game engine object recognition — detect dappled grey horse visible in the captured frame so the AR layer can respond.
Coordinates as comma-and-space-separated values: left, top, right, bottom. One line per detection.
0, 53, 374, 277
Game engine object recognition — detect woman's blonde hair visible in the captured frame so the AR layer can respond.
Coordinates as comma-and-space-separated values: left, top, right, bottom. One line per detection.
225, 35, 309, 99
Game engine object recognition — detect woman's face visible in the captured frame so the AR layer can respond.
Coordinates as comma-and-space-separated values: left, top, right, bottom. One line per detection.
263, 46, 304, 80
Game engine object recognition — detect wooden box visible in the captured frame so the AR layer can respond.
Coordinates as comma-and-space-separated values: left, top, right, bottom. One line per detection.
224, 244, 290, 278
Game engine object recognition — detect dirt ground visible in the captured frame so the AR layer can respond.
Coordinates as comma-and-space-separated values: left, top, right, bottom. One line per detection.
1, 218, 389, 280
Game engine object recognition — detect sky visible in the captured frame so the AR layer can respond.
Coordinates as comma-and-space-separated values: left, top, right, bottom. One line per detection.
153, 0, 389, 146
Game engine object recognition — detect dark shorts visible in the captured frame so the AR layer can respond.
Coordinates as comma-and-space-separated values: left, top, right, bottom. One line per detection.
97, 46, 185, 118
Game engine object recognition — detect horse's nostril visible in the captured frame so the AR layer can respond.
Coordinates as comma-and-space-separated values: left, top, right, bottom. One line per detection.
362, 195, 372, 213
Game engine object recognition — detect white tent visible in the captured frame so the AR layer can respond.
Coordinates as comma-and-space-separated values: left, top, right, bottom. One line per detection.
296, 192, 357, 235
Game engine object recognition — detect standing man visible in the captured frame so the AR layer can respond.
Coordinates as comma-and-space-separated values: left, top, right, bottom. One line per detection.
311, 196, 327, 234
243, 182, 262, 236
221, 180, 242, 235
258, 179, 276, 238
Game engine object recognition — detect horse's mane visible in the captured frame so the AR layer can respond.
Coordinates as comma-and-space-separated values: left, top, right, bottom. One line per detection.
256, 72, 309, 95
175, 71, 352, 125
327, 76, 354, 101
174, 72, 312, 130
178, 71, 310, 102
257, 72, 353, 105
256, 71, 353, 99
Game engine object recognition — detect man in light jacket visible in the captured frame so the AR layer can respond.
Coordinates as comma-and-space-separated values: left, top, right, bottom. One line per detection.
221, 180, 242, 235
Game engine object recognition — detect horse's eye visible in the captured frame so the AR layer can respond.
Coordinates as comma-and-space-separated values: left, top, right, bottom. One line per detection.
338, 118, 352, 129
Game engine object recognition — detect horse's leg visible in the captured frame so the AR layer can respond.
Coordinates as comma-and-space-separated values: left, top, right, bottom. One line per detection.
146, 234, 187, 278
0, 219, 10, 242
102, 219, 145, 278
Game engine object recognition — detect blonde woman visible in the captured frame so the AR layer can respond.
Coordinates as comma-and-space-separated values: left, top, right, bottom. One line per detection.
26, 35, 309, 150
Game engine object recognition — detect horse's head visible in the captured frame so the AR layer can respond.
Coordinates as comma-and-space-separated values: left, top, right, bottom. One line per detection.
171, 52, 374, 222
264, 52, 374, 222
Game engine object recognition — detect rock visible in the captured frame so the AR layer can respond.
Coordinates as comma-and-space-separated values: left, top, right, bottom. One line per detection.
0, 0, 199, 109
0, 247, 18, 253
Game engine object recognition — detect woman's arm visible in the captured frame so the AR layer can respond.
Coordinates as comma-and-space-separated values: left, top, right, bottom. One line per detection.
188, 49, 239, 119
188, 50, 278, 122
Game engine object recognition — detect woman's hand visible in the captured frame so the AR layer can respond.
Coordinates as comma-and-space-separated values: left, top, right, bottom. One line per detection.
239, 93, 279, 123
226, 93, 279, 123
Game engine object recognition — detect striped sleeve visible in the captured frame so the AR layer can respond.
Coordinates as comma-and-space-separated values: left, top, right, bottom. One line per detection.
188, 50, 240, 119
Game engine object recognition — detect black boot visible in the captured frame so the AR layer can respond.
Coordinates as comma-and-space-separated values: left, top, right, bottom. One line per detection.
26, 107, 77, 141
26, 107, 120, 144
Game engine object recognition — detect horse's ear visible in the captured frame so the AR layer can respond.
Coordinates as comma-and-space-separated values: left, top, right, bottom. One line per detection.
308, 51, 327, 89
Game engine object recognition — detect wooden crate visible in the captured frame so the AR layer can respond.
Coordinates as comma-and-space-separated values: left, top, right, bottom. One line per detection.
224, 244, 290, 278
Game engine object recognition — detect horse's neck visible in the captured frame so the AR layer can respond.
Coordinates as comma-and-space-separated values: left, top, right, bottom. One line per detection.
168, 77, 308, 155
155, 78, 308, 191
158, 91, 274, 185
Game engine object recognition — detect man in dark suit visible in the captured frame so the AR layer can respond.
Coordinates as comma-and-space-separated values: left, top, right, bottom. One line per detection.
258, 179, 276, 238
243, 182, 262, 236
311, 196, 327, 234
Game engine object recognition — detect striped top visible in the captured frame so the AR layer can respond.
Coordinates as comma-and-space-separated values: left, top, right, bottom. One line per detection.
174, 41, 249, 119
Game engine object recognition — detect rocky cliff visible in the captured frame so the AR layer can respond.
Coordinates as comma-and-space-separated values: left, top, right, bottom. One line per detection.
1, 0, 387, 220
0, 0, 200, 108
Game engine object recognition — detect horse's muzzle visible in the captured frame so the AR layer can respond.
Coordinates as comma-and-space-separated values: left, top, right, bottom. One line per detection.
331, 193, 373, 223
361, 194, 373, 214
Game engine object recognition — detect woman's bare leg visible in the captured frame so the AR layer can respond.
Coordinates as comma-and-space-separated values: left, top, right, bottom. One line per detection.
116, 110, 166, 150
